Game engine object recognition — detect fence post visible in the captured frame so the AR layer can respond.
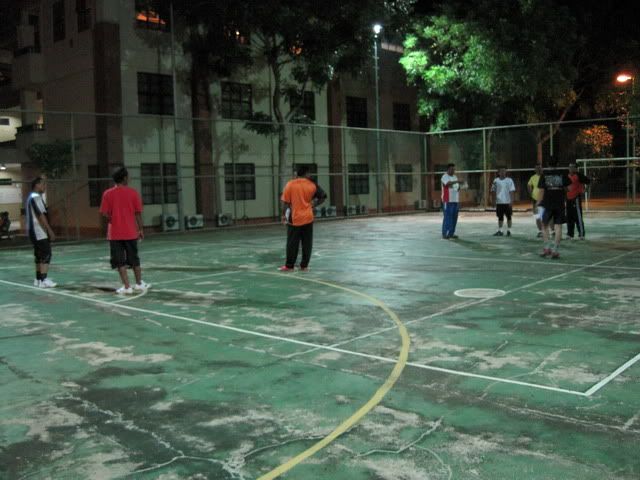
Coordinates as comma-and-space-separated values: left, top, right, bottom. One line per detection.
482, 128, 488, 208
70, 113, 80, 240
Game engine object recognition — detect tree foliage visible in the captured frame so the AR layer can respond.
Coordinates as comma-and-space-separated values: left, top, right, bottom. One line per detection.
26, 140, 73, 179
400, 0, 580, 131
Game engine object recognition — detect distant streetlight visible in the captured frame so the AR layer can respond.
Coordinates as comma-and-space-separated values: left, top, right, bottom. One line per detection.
373, 24, 382, 213
615, 71, 637, 201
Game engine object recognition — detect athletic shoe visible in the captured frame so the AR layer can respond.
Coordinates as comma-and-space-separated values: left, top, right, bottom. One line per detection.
134, 281, 150, 291
493, 231, 503, 236
540, 248, 552, 257
33, 279, 40, 287
579, 236, 585, 241
40, 278, 57, 288
551, 251, 560, 259
299, 266, 309, 272
506, 231, 511, 237
536, 231, 543, 238
116, 286, 133, 294
278, 265, 294, 272
450, 235, 459, 239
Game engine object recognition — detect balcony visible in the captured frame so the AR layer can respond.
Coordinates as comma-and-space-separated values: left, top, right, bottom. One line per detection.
12, 47, 44, 89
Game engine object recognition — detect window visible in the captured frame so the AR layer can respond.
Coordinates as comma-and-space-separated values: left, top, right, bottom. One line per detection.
53, 1, 65, 42
348, 164, 369, 195
393, 103, 411, 131
0, 118, 10, 126
135, 0, 170, 31
220, 82, 252, 120
76, 0, 91, 32
141, 163, 178, 204
225, 163, 256, 200
290, 92, 315, 121
395, 164, 413, 192
346, 96, 367, 128
87, 165, 101, 207
292, 163, 318, 182
137, 73, 174, 115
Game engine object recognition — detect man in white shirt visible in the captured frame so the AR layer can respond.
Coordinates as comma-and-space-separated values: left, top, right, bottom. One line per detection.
441, 163, 461, 239
491, 167, 516, 236
25, 177, 57, 288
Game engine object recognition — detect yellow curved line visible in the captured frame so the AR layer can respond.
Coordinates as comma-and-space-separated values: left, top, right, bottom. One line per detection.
254, 271, 411, 480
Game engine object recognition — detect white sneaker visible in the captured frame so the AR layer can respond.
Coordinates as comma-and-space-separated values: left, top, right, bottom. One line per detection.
40, 278, 57, 288
116, 286, 133, 295
134, 281, 150, 291
34, 279, 41, 287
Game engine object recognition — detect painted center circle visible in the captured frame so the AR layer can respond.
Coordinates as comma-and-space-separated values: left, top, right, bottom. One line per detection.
454, 288, 506, 299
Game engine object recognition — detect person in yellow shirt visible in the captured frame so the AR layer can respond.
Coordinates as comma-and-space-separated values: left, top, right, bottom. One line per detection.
527, 163, 543, 237
279, 165, 327, 271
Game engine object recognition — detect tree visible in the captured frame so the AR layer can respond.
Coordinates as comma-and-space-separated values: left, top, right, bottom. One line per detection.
400, 0, 580, 162
145, 0, 253, 221
245, 0, 414, 191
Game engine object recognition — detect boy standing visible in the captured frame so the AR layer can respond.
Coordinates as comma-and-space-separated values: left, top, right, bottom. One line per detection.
527, 163, 543, 237
279, 165, 327, 271
566, 162, 590, 240
441, 163, 460, 239
537, 159, 571, 259
99, 167, 149, 294
491, 167, 516, 236
25, 177, 57, 288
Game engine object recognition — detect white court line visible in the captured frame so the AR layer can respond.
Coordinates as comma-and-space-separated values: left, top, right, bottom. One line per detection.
584, 353, 640, 397
151, 270, 238, 286
288, 249, 640, 373
111, 287, 150, 304
0, 277, 586, 396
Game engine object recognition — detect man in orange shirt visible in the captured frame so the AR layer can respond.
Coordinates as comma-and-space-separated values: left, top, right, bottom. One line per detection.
279, 165, 327, 271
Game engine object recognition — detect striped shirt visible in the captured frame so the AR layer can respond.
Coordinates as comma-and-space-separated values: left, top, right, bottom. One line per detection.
25, 192, 49, 241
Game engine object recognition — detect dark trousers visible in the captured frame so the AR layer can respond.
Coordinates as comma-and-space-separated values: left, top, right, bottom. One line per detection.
442, 202, 459, 238
286, 223, 313, 268
566, 197, 585, 238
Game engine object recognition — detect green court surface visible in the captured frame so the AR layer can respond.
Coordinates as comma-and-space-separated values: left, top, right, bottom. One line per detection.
1, 212, 639, 479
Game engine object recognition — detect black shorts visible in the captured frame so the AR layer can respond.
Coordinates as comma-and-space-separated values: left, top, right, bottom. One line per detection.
110, 240, 140, 269
496, 204, 512, 221
542, 207, 566, 225
32, 239, 52, 264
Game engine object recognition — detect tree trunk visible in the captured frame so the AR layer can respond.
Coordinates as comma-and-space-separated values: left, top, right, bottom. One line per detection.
191, 59, 218, 224
271, 62, 289, 192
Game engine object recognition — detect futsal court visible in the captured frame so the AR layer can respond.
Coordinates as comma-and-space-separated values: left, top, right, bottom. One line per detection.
1, 212, 639, 479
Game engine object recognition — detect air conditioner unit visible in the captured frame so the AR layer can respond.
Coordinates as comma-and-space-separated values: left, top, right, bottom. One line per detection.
313, 206, 327, 218
185, 214, 204, 229
345, 205, 357, 216
415, 199, 427, 209
162, 214, 180, 232
357, 205, 368, 215
325, 205, 337, 217
217, 213, 233, 227
432, 199, 442, 209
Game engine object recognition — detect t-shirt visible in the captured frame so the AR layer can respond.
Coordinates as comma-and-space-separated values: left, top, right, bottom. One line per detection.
567, 172, 591, 200
527, 174, 541, 201
281, 178, 326, 226
441, 174, 459, 203
25, 192, 49, 241
539, 169, 571, 210
491, 177, 516, 204
100, 185, 143, 240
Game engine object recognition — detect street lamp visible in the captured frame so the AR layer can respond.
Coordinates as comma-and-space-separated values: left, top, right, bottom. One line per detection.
373, 24, 382, 213
616, 71, 637, 202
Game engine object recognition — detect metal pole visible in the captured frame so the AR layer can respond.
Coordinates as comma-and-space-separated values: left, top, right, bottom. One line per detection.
482, 129, 488, 208
549, 123, 554, 157
70, 114, 80, 240
374, 34, 382, 213
170, 2, 185, 230
582, 160, 589, 212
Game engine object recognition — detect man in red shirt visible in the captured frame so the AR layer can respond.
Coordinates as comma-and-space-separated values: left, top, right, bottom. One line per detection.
566, 162, 591, 240
100, 167, 149, 294
279, 165, 327, 271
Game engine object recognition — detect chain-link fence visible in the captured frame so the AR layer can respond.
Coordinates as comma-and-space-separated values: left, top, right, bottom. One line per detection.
0, 110, 638, 244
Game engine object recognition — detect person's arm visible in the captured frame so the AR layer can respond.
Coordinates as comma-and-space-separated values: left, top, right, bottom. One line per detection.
527, 178, 533, 196
135, 212, 144, 239
509, 180, 516, 204
37, 212, 56, 241
313, 183, 327, 206
578, 172, 591, 184
536, 188, 544, 206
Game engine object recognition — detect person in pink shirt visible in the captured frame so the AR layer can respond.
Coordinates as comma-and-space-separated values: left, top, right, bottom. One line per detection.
99, 167, 149, 294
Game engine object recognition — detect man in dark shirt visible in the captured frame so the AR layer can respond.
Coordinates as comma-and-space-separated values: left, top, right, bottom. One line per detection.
537, 159, 571, 258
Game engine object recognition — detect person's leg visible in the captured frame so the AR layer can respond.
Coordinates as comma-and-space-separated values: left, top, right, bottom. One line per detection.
496, 206, 504, 234
124, 240, 144, 286
450, 203, 459, 235
111, 241, 131, 289
506, 206, 512, 235
285, 225, 301, 268
442, 203, 450, 237
576, 197, 585, 238
117, 266, 131, 288
300, 223, 313, 269
566, 198, 576, 238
